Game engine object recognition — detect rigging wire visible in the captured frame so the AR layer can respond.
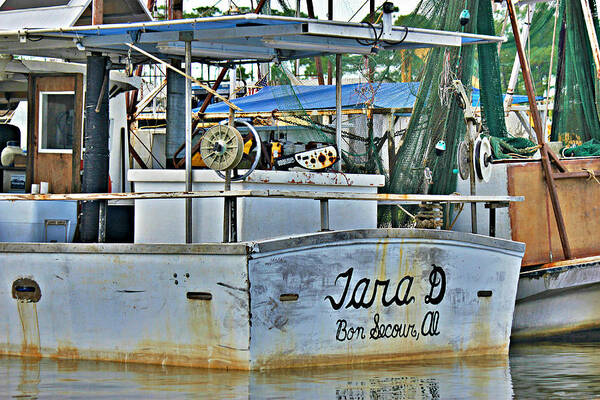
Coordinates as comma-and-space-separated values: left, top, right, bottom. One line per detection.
348, 0, 370, 22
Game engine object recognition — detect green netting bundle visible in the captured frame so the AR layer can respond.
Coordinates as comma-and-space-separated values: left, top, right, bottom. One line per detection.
486, 135, 539, 159
562, 139, 600, 157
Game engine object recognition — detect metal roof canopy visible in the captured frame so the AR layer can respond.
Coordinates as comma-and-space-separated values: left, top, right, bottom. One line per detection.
0, 0, 151, 31
0, 14, 504, 65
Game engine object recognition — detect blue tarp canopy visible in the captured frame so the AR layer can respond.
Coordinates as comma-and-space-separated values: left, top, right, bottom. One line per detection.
199, 83, 534, 114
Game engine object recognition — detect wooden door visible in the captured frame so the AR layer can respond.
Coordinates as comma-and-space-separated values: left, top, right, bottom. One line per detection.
27, 74, 83, 194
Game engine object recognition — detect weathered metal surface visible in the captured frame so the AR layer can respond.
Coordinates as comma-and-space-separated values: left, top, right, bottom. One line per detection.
0, 229, 524, 370
455, 162, 514, 241
0, 15, 504, 65
131, 170, 383, 244
507, 158, 600, 266
0, 189, 521, 203
250, 228, 525, 255
512, 257, 600, 340
0, 249, 251, 369
508, 0, 572, 260
0, 242, 249, 255
248, 229, 523, 369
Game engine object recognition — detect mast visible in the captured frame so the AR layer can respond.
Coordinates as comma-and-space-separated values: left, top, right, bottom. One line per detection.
507, 0, 572, 260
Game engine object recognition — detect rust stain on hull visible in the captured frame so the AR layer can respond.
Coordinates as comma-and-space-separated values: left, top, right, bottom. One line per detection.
0, 340, 508, 371
528, 255, 600, 273
251, 345, 509, 370
16, 301, 41, 359
0, 343, 250, 370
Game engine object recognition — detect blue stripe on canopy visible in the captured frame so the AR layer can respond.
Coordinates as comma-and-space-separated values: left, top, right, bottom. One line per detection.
197, 83, 534, 114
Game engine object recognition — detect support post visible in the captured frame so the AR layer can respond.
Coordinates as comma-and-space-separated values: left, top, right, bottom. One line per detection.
223, 66, 236, 243
467, 120, 477, 234
507, 0, 572, 259
98, 200, 107, 242
81, 54, 109, 243
295, 0, 301, 77
503, 4, 534, 112
254, 0, 268, 13
327, 1, 333, 85
320, 199, 330, 231
306, 0, 324, 85
92, 0, 103, 25
335, 54, 342, 170
581, 0, 600, 79
488, 204, 496, 237
184, 41, 193, 244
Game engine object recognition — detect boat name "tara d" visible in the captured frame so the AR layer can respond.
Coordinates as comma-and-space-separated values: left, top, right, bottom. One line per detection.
324, 265, 446, 310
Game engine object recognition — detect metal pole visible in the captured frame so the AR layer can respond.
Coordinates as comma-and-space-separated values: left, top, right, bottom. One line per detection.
327, 0, 333, 86
92, 0, 103, 25
98, 200, 107, 243
223, 65, 236, 243
295, 0, 300, 77
306, 0, 324, 85
507, 0, 572, 259
504, 4, 534, 112
81, 53, 109, 243
320, 199, 330, 231
581, 0, 600, 78
185, 40, 193, 244
335, 54, 342, 170
467, 120, 477, 234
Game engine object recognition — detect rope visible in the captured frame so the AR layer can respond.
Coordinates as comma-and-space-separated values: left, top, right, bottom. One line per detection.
446, 192, 465, 230
396, 204, 416, 222
415, 202, 444, 229
583, 168, 600, 184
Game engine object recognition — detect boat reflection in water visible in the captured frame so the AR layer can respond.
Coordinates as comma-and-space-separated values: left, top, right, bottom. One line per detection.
0, 353, 513, 399
4, 343, 600, 399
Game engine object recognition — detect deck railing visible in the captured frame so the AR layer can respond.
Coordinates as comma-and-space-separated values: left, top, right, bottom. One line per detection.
0, 191, 522, 243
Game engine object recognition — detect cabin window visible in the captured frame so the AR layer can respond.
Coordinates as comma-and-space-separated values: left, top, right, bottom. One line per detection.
38, 91, 75, 153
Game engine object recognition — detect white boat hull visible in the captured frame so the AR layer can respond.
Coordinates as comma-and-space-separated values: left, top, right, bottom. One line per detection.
512, 257, 600, 340
0, 229, 524, 369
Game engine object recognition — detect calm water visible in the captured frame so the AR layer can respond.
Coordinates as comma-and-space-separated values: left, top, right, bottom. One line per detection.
1, 343, 600, 399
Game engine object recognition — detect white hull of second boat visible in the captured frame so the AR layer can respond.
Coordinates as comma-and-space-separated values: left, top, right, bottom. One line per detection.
512, 257, 600, 340
0, 229, 524, 369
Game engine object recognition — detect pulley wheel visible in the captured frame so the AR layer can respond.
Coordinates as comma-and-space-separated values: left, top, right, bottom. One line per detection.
474, 136, 493, 182
457, 141, 470, 180
214, 119, 262, 182
200, 125, 244, 171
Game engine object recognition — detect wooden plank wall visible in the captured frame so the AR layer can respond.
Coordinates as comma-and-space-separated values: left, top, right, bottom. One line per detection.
508, 158, 600, 266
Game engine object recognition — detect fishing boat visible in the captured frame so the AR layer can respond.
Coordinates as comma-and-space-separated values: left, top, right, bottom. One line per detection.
0, 3, 526, 369
451, 0, 600, 342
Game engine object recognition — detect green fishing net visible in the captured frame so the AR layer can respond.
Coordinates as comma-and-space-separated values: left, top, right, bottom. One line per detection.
388, 1, 477, 195
477, 0, 509, 138
486, 135, 539, 159
562, 139, 600, 157
551, 0, 600, 143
